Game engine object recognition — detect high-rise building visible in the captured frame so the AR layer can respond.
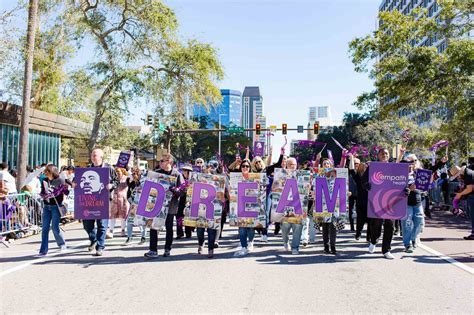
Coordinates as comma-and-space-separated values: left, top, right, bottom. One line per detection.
242, 86, 266, 146
192, 89, 242, 129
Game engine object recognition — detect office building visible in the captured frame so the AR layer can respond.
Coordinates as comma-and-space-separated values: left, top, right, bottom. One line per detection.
192, 89, 242, 129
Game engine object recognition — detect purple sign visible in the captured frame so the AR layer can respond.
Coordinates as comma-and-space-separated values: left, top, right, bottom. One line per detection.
136, 180, 166, 218
74, 167, 110, 219
237, 182, 259, 218
314, 177, 347, 214
116, 151, 131, 168
368, 162, 409, 220
190, 182, 217, 219
192, 165, 202, 173
275, 179, 303, 215
415, 169, 432, 191
253, 141, 265, 157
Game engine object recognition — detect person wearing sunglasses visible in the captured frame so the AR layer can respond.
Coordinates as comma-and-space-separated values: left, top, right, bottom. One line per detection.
234, 159, 256, 257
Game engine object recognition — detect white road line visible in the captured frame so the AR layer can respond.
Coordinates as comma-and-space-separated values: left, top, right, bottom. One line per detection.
0, 240, 89, 278
419, 243, 474, 275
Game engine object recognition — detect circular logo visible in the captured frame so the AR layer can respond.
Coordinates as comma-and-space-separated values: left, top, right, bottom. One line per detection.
83, 209, 90, 217
372, 171, 384, 185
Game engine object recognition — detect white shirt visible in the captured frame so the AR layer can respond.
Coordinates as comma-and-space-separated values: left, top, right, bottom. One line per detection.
0, 170, 18, 194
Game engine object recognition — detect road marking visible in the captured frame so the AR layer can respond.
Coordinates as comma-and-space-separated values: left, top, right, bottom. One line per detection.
0, 240, 89, 278
419, 243, 474, 275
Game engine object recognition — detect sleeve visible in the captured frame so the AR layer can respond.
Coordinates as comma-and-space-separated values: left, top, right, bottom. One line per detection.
266, 154, 284, 176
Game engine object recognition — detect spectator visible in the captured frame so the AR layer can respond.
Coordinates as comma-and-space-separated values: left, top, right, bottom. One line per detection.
0, 162, 17, 194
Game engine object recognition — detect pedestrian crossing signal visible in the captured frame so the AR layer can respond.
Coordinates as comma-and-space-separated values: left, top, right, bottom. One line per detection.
282, 123, 287, 135
256, 123, 261, 135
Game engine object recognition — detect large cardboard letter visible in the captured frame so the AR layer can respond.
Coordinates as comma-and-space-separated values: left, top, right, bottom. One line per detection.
136, 180, 166, 218
237, 182, 259, 218
275, 178, 303, 215
190, 182, 217, 220
315, 177, 347, 213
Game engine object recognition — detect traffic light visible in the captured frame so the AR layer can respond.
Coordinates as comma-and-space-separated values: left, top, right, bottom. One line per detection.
154, 118, 159, 129
256, 123, 261, 135
282, 123, 287, 135
146, 114, 153, 126
313, 122, 319, 135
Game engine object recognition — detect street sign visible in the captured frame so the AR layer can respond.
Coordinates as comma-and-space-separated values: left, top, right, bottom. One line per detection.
227, 126, 245, 133
269, 125, 277, 130
297, 125, 304, 133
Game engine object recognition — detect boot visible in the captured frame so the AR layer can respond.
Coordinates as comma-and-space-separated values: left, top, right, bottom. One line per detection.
324, 244, 330, 253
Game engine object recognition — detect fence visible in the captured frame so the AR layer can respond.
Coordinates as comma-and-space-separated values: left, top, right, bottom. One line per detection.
1, 193, 43, 245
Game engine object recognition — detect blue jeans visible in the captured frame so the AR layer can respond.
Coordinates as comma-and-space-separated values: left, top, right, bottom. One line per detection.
197, 227, 217, 249
281, 222, 303, 250
40, 205, 66, 254
401, 205, 424, 248
467, 195, 474, 235
238, 227, 255, 249
126, 218, 146, 238
83, 219, 108, 250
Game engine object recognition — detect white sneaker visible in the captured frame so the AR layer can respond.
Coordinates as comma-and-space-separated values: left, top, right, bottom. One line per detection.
248, 241, 254, 251
59, 245, 69, 253
106, 231, 114, 239
261, 235, 268, 242
283, 243, 289, 251
368, 243, 376, 253
384, 252, 395, 260
233, 248, 248, 257
292, 249, 299, 255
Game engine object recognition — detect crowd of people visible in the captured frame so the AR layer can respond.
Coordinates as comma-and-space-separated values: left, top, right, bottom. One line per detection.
1, 143, 473, 261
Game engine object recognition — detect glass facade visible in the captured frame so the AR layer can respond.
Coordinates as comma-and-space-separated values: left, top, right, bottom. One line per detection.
193, 89, 242, 129
0, 123, 60, 169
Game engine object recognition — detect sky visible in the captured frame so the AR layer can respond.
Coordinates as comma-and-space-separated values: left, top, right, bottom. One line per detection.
1, 0, 381, 158
161, 0, 380, 156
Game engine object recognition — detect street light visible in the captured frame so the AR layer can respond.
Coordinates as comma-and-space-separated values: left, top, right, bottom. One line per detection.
218, 114, 227, 158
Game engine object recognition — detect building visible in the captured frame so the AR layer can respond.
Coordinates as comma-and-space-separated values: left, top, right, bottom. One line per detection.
307, 106, 340, 140
192, 89, 242, 129
0, 102, 91, 169
242, 86, 266, 146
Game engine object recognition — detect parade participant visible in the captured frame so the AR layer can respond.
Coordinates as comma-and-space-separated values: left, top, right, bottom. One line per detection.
366, 148, 396, 259
36, 164, 68, 257
402, 177, 426, 253
234, 159, 256, 257
319, 168, 340, 254
144, 153, 184, 258
266, 146, 287, 236
195, 158, 205, 172
251, 156, 268, 241
78, 148, 118, 256
348, 154, 370, 241
280, 157, 304, 255
452, 165, 474, 240
123, 167, 146, 245
177, 164, 193, 239
108, 167, 130, 237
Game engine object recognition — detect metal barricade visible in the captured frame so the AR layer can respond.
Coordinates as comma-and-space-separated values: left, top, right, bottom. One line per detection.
1, 193, 43, 246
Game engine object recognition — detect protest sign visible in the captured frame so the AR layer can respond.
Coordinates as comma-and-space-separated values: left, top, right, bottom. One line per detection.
253, 141, 265, 157
368, 162, 409, 220
184, 173, 226, 229
313, 168, 348, 224
116, 151, 131, 168
415, 169, 432, 191
74, 167, 110, 219
270, 168, 311, 224
229, 173, 268, 227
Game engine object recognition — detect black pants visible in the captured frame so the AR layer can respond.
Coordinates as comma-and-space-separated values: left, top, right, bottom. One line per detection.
355, 204, 369, 240
348, 196, 356, 230
149, 213, 174, 252
369, 218, 394, 254
322, 223, 336, 247
197, 227, 216, 249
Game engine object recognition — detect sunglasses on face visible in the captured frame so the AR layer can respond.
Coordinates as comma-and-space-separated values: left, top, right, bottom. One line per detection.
241, 165, 250, 169
196, 161, 203, 164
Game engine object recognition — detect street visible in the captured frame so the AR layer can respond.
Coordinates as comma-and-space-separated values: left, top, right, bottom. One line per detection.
1, 210, 473, 314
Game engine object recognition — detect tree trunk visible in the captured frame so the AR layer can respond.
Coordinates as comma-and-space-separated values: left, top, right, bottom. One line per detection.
16, 0, 39, 190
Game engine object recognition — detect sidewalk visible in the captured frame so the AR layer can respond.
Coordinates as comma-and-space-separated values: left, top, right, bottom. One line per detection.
421, 207, 474, 268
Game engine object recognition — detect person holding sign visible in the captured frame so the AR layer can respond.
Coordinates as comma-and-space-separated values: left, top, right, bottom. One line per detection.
402, 177, 427, 253
108, 167, 130, 237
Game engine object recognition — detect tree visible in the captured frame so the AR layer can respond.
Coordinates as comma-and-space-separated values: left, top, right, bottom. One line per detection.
17, 0, 39, 189
349, 0, 474, 159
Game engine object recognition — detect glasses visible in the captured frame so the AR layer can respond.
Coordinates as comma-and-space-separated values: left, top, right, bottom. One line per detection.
160, 160, 170, 163
241, 165, 250, 169
255, 160, 262, 163
196, 161, 203, 164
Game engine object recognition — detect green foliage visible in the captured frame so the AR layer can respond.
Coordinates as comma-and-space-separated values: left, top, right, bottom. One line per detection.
349, 1, 473, 158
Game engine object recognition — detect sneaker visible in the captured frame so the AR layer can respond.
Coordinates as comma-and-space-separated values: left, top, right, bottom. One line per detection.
405, 246, 414, 253
106, 231, 114, 239
261, 235, 268, 243
412, 240, 418, 248
95, 249, 104, 256
214, 242, 219, 248
144, 250, 158, 258
59, 245, 69, 253
283, 243, 289, 251
163, 250, 171, 257
34, 252, 47, 258
384, 252, 395, 260
302, 240, 308, 247
248, 241, 254, 251
330, 246, 337, 255
323, 245, 330, 254
198, 245, 203, 255
139, 237, 146, 244
463, 234, 474, 240
207, 249, 214, 258
355, 232, 361, 240
121, 229, 126, 237
234, 248, 248, 257
88, 241, 97, 252
291, 249, 299, 255
122, 237, 132, 246
368, 243, 376, 254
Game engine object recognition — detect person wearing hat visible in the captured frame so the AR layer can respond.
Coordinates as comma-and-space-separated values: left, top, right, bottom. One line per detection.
401, 178, 427, 253
452, 166, 474, 240
176, 164, 193, 239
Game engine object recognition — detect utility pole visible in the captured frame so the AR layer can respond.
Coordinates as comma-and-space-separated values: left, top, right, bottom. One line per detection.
17, 0, 39, 190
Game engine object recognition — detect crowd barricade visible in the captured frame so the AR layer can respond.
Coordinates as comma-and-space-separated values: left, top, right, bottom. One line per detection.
1, 193, 43, 245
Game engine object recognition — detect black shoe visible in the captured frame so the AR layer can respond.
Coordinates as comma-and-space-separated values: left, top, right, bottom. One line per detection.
88, 241, 97, 252
330, 246, 337, 255
463, 234, 474, 240
324, 245, 330, 254
355, 232, 361, 240
214, 242, 219, 248
176, 235, 183, 240
163, 250, 171, 257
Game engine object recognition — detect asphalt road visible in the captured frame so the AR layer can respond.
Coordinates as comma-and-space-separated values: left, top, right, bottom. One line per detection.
1, 222, 473, 314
